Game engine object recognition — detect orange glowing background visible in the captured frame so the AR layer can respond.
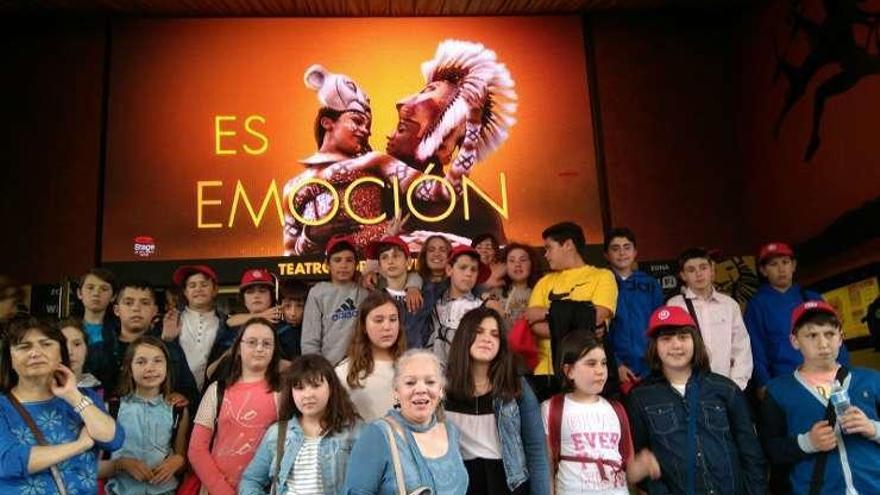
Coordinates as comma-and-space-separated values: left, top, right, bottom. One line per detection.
102, 17, 600, 261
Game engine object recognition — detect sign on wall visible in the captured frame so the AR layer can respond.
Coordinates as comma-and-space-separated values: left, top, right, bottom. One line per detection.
102, 17, 601, 263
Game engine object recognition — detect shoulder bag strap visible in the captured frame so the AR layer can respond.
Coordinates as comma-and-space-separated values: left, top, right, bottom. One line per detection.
548, 393, 565, 468
379, 418, 408, 495
808, 366, 849, 495
5, 393, 70, 495
269, 420, 288, 495
684, 297, 701, 332
610, 399, 634, 464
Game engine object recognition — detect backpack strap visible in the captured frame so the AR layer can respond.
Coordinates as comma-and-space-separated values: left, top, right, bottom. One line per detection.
209, 380, 226, 452
610, 399, 634, 465
684, 297, 701, 332
548, 393, 565, 468
808, 366, 849, 495
269, 420, 288, 495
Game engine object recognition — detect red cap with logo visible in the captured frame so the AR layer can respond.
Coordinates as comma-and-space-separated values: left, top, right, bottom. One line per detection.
647, 306, 698, 337
790, 300, 839, 334
240, 269, 275, 291
758, 242, 794, 264
448, 245, 491, 285
325, 235, 358, 258
172, 265, 218, 287
366, 236, 410, 260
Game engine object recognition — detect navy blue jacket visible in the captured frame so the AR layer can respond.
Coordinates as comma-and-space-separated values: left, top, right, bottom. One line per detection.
609, 270, 664, 378
627, 370, 766, 495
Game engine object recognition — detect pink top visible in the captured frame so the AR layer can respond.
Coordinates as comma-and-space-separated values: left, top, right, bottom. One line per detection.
668, 287, 754, 390
188, 380, 279, 495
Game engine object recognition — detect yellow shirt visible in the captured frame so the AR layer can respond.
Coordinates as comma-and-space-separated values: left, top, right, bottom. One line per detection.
527, 265, 618, 375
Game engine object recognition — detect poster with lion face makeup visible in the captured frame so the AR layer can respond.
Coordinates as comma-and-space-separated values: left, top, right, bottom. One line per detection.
102, 17, 600, 263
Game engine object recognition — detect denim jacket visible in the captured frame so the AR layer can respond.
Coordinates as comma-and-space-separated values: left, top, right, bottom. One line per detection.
239, 418, 362, 495
627, 371, 765, 495
493, 378, 551, 494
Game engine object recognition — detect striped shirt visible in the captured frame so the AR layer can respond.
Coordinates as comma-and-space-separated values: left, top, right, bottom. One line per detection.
285, 436, 323, 494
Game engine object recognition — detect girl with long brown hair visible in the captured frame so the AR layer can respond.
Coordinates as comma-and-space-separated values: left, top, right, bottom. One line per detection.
335, 290, 407, 421
239, 354, 361, 495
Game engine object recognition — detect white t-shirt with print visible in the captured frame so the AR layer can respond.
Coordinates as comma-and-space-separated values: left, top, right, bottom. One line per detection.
541, 395, 628, 495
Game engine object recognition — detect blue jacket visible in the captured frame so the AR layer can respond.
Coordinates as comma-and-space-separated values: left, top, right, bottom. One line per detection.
445, 378, 550, 494
239, 418, 362, 495
760, 367, 880, 495
744, 284, 849, 387
627, 371, 766, 495
609, 270, 664, 378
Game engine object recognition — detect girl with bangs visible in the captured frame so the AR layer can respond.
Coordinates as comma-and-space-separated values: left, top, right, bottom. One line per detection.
239, 354, 362, 495
336, 291, 407, 421
627, 306, 764, 495
445, 306, 550, 495
188, 317, 282, 495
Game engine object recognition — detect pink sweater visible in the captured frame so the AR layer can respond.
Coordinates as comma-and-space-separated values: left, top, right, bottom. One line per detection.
188, 380, 278, 495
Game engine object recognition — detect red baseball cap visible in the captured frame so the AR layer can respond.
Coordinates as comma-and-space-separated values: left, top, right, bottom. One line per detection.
366, 236, 410, 260
647, 306, 698, 337
240, 269, 275, 291
325, 235, 358, 258
172, 265, 217, 287
758, 242, 794, 264
791, 300, 839, 334
448, 245, 491, 284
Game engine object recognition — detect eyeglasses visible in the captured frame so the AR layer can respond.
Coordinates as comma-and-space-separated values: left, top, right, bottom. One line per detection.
242, 339, 274, 349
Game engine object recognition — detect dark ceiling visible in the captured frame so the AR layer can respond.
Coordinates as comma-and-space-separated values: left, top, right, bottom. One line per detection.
1, 0, 751, 16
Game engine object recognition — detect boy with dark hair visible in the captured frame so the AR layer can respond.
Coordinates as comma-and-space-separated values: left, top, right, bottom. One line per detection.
604, 227, 664, 385
745, 242, 849, 396
277, 278, 308, 360
106, 281, 198, 406
158, 265, 234, 392
668, 247, 753, 390
367, 235, 426, 348
76, 267, 117, 346
761, 301, 880, 495
427, 245, 487, 364
301, 235, 367, 365
525, 221, 618, 401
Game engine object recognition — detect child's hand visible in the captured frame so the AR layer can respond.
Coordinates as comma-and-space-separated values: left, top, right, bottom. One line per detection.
361, 270, 379, 290
405, 287, 423, 313
839, 406, 877, 438
618, 364, 637, 384
484, 297, 504, 315
627, 448, 661, 483
257, 306, 282, 324
808, 420, 838, 451
150, 454, 185, 484
115, 457, 154, 481
166, 392, 189, 409
161, 309, 181, 342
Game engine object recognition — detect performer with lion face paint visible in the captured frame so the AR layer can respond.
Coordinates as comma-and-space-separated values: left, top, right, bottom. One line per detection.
283, 40, 516, 255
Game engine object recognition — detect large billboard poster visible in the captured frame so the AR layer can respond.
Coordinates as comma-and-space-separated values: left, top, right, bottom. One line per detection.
102, 17, 600, 263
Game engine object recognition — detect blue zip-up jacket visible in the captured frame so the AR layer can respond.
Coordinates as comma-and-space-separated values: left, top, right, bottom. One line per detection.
445, 377, 551, 494
760, 367, 880, 495
744, 284, 849, 387
239, 418, 362, 495
627, 371, 766, 495
609, 270, 664, 378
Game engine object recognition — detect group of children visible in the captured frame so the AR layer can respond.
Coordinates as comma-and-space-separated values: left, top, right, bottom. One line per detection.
4, 220, 879, 495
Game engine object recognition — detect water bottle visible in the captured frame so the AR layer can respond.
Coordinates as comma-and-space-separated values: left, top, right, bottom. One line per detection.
829, 381, 851, 426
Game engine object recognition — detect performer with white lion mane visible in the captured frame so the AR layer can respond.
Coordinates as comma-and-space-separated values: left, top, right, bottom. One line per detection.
283, 40, 517, 256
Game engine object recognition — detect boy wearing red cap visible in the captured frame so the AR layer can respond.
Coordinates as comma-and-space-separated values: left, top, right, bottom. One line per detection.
301, 236, 367, 365
159, 264, 234, 391
426, 245, 486, 364
760, 301, 880, 495
744, 242, 848, 396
